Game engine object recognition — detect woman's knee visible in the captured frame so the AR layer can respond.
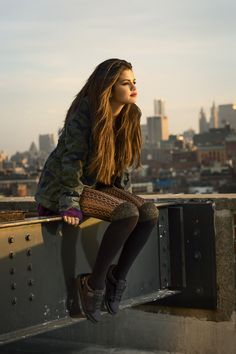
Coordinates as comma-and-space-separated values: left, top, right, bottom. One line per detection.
138, 202, 159, 223
111, 202, 139, 222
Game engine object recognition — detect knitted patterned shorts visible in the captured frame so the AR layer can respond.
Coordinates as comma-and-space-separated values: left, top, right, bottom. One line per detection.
80, 184, 145, 222
38, 185, 146, 223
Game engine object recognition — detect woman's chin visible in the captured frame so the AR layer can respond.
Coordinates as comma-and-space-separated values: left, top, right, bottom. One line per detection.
129, 97, 137, 103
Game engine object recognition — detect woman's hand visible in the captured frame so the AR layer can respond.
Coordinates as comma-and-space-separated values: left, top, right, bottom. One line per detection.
59, 208, 83, 227
62, 215, 80, 226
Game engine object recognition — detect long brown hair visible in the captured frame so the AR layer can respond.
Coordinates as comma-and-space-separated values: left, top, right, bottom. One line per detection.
60, 58, 142, 185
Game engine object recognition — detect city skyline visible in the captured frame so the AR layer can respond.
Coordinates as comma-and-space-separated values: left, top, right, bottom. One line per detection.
1, 99, 234, 158
1, 0, 236, 156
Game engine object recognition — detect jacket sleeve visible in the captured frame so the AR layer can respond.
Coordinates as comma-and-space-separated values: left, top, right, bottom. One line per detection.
58, 98, 91, 212
114, 167, 133, 193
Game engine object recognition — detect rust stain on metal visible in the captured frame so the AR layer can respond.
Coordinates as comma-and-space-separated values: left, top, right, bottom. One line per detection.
0, 210, 26, 222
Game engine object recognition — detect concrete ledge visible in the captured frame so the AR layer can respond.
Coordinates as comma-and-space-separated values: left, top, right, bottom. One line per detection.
38, 308, 236, 354
0, 197, 36, 212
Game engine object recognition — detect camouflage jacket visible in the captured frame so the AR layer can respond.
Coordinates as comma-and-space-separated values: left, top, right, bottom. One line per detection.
34, 96, 132, 212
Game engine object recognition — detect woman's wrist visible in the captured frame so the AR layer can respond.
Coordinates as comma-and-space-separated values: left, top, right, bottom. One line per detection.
59, 208, 83, 221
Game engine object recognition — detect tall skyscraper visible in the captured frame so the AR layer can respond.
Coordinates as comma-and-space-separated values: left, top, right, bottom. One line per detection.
218, 104, 236, 130
199, 108, 209, 133
39, 134, 55, 156
209, 102, 218, 129
147, 116, 169, 146
154, 99, 165, 116
141, 124, 148, 146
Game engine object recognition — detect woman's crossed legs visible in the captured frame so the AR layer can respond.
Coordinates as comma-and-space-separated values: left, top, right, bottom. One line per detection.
79, 185, 159, 289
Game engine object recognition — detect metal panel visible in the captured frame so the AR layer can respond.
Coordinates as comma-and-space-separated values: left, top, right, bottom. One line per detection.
0, 214, 179, 344
156, 202, 217, 309
158, 208, 171, 289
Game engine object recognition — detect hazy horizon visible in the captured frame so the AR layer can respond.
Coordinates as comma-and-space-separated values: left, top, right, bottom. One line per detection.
1, 0, 236, 157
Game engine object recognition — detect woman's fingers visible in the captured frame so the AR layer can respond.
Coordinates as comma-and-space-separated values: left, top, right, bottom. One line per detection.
63, 215, 80, 226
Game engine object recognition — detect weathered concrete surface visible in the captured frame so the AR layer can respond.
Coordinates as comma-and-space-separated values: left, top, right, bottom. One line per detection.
39, 308, 236, 354
214, 208, 235, 320
0, 196, 36, 212
0, 336, 180, 354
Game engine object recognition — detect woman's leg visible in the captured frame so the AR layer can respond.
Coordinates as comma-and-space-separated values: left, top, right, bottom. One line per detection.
79, 187, 140, 290
93, 185, 159, 282
70, 185, 158, 322
113, 203, 159, 281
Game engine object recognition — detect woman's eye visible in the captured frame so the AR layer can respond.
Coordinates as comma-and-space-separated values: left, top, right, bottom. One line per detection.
123, 82, 136, 85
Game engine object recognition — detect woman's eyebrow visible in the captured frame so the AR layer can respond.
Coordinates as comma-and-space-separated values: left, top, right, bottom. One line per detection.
120, 79, 136, 82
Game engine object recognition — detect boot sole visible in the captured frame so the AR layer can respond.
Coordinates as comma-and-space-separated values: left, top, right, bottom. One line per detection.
104, 296, 117, 315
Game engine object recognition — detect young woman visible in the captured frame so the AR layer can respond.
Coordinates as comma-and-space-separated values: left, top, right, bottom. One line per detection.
35, 58, 159, 324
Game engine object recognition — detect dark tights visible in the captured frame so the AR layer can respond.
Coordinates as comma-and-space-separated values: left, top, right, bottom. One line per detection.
88, 215, 139, 290
37, 185, 159, 291
88, 202, 158, 290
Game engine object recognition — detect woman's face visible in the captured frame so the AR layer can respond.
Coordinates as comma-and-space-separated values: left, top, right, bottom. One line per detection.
110, 69, 137, 105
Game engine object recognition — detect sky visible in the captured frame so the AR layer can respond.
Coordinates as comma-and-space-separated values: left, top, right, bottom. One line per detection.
1, 0, 236, 157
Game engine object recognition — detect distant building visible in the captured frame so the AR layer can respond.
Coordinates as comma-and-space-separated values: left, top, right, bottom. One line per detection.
194, 125, 233, 147
196, 145, 226, 165
193, 125, 233, 165
209, 102, 218, 129
218, 103, 236, 130
183, 128, 195, 144
154, 99, 165, 116
0, 151, 8, 170
147, 116, 169, 147
140, 124, 148, 146
199, 108, 209, 133
225, 133, 236, 172
39, 134, 55, 156
28, 142, 38, 158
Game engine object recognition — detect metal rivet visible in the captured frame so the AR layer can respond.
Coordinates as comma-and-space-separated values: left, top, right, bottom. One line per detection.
28, 279, 35, 286
194, 251, 202, 260
25, 234, 31, 241
193, 229, 200, 237
10, 267, 15, 275
27, 263, 33, 271
29, 293, 35, 301
8, 236, 14, 244
12, 297, 17, 305
195, 287, 204, 295
26, 249, 32, 256
11, 282, 16, 290
9, 252, 15, 259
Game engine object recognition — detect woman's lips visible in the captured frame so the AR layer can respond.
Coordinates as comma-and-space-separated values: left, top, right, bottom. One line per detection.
130, 92, 137, 97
